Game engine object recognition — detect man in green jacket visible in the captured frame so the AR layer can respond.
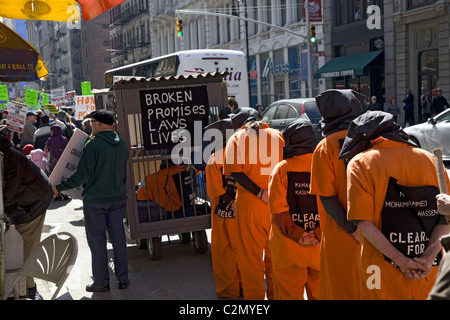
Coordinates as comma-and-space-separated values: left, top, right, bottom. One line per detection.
53, 109, 130, 292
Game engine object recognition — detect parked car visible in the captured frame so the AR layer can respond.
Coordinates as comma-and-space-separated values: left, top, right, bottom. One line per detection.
403, 108, 450, 161
261, 98, 323, 139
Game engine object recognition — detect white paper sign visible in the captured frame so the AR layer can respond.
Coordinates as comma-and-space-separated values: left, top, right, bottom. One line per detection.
75, 95, 95, 121
49, 128, 89, 199
6, 101, 28, 133
51, 88, 65, 108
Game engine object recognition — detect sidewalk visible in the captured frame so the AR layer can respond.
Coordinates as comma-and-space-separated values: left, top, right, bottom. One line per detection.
37, 198, 217, 300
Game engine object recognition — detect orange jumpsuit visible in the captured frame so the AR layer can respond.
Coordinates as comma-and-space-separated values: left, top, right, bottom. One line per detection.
309, 130, 360, 300
268, 154, 320, 300
224, 123, 284, 300
347, 138, 450, 300
206, 147, 241, 299
136, 165, 186, 212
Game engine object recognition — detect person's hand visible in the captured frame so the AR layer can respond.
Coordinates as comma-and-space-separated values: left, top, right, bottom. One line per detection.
436, 194, 450, 215
412, 256, 433, 278
299, 231, 319, 246
395, 256, 429, 280
258, 190, 269, 204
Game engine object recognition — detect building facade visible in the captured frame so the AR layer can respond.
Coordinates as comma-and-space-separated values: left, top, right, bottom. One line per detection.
109, 0, 325, 108
319, 0, 449, 126
26, 13, 112, 94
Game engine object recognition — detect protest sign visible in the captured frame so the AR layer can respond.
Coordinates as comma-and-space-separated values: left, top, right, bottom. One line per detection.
139, 86, 210, 150
65, 90, 76, 109
81, 81, 91, 95
6, 101, 28, 133
0, 85, 8, 104
44, 104, 58, 114
51, 88, 65, 107
75, 95, 95, 120
41, 92, 50, 105
49, 128, 89, 199
25, 89, 39, 108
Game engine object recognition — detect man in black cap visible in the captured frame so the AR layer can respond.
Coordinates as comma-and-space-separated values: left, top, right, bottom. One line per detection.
53, 109, 130, 292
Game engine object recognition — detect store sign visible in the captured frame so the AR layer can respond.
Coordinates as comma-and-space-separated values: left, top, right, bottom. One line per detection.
320, 69, 355, 78
261, 58, 290, 78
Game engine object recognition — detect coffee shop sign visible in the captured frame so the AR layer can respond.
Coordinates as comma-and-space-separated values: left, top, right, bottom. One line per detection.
261, 58, 290, 78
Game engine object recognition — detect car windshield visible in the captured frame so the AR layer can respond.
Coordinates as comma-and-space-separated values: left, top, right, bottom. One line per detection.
436, 110, 450, 124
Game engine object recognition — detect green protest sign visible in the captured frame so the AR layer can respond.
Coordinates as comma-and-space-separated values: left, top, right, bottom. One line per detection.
41, 92, 50, 105
81, 81, 91, 96
25, 89, 39, 108
0, 85, 8, 104
44, 104, 58, 114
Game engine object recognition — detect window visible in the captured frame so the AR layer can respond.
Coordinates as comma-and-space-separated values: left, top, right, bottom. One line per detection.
274, 104, 297, 119
280, 0, 287, 26
262, 105, 277, 122
408, 0, 436, 10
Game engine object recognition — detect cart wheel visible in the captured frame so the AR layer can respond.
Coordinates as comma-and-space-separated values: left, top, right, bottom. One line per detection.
148, 236, 162, 260
193, 230, 208, 254
136, 238, 147, 250
180, 232, 191, 244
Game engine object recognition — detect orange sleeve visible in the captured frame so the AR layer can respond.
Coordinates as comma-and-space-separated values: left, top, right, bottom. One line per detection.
346, 158, 375, 222
310, 139, 337, 197
205, 152, 227, 199
268, 161, 289, 215
223, 130, 244, 175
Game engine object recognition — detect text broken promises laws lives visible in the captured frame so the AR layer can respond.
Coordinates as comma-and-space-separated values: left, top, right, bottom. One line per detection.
140, 86, 210, 150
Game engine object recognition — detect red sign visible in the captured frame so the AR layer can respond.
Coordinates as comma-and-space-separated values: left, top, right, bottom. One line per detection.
303, 0, 322, 22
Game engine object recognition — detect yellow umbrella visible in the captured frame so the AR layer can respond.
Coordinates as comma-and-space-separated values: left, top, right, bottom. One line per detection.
0, 0, 126, 22
0, 21, 49, 82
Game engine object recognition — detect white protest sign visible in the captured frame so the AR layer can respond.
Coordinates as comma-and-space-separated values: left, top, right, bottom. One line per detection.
75, 95, 95, 120
51, 88, 65, 108
65, 90, 76, 109
6, 101, 28, 133
49, 128, 89, 199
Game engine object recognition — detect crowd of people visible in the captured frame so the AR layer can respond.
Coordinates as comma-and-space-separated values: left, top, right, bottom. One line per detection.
2, 88, 450, 301
368, 88, 449, 126
0, 107, 99, 299
206, 91, 450, 301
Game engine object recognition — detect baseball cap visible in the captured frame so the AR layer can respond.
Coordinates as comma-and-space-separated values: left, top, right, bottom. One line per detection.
26, 111, 37, 118
87, 110, 115, 125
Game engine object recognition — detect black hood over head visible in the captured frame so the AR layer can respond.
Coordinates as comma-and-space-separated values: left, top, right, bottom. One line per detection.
229, 107, 261, 130
282, 114, 318, 160
338, 110, 416, 161
315, 89, 365, 136
204, 118, 234, 150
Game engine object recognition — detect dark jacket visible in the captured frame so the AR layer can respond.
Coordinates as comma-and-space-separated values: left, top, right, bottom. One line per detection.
56, 130, 129, 203
0, 136, 53, 225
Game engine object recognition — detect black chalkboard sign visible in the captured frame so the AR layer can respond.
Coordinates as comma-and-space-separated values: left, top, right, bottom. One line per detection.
140, 86, 210, 150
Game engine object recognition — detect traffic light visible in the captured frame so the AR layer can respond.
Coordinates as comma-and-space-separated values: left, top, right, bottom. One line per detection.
176, 18, 183, 37
309, 24, 316, 44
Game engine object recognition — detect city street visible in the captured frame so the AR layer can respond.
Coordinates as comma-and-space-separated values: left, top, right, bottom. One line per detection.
35, 161, 450, 301
36, 197, 218, 300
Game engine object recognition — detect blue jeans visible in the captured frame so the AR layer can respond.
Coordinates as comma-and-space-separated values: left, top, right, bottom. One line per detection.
83, 200, 128, 284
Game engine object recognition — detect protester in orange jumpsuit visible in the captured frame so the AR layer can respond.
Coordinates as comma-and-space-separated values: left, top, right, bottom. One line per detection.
268, 115, 320, 300
205, 118, 241, 299
224, 107, 284, 300
339, 111, 450, 300
309, 89, 365, 300
136, 161, 188, 214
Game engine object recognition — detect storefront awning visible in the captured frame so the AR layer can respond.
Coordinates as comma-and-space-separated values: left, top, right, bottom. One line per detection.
314, 50, 383, 79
